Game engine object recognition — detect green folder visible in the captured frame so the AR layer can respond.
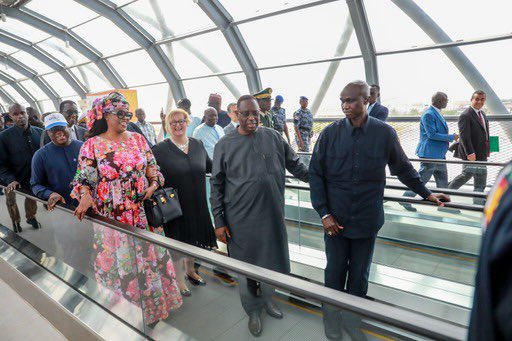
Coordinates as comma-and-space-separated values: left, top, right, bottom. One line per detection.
490, 136, 499, 152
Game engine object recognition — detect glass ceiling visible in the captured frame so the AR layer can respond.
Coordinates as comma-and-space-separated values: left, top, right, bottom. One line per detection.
0, 0, 509, 118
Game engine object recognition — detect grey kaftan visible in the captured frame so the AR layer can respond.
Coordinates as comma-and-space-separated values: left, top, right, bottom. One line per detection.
210, 127, 309, 274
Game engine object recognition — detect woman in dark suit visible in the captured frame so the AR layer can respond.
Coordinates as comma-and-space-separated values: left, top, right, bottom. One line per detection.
153, 108, 217, 296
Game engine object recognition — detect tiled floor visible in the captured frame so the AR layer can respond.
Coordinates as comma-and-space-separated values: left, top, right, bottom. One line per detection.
0, 278, 67, 341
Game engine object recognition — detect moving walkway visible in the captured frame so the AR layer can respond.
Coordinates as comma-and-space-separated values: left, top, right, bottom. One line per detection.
0, 185, 468, 340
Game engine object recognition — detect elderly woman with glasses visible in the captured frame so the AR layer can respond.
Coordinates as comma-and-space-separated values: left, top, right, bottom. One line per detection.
153, 108, 217, 296
71, 92, 182, 327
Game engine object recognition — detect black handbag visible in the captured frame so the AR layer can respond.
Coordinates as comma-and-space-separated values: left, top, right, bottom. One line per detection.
143, 183, 182, 227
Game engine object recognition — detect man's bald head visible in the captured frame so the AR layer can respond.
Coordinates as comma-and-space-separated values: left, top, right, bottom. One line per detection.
340, 81, 370, 121
431, 92, 448, 110
204, 106, 218, 127
8, 103, 28, 129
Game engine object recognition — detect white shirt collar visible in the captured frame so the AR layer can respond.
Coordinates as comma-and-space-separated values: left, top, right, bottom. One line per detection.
432, 105, 442, 114
471, 106, 483, 114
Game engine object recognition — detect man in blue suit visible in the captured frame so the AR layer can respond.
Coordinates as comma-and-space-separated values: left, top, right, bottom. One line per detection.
403, 92, 458, 211
367, 84, 389, 121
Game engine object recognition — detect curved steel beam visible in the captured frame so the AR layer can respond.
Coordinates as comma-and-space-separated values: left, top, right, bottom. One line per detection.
0, 71, 40, 111
0, 30, 87, 98
1, 54, 61, 109
346, 0, 378, 86
129, 7, 242, 100
391, 0, 508, 115
74, 0, 185, 101
0, 87, 14, 105
311, 16, 354, 116
197, 0, 262, 94
2, 6, 126, 90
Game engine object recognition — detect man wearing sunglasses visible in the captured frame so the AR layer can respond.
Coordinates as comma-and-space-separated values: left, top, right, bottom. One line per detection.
61, 100, 87, 141
210, 95, 309, 336
31, 113, 83, 210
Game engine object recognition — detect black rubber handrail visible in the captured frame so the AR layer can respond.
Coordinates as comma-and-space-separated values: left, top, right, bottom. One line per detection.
284, 183, 484, 212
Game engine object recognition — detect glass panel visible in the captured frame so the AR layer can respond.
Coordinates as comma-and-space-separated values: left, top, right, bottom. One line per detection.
182, 73, 249, 116
123, 0, 215, 40
70, 64, 112, 93
131, 83, 170, 122
23, 0, 98, 28
366, 0, 434, 51
2, 84, 25, 102
260, 62, 329, 117
414, 0, 512, 41
0, 18, 51, 43
0, 41, 19, 54
72, 17, 139, 56
0, 67, 25, 80
0, 191, 146, 332
43, 72, 78, 97
459, 39, 511, 108
377, 49, 473, 116
221, 0, 319, 21
35, 37, 89, 66
238, 1, 360, 67
38, 99, 56, 113
109, 0, 134, 6
19, 79, 49, 100
162, 31, 242, 79
108, 50, 166, 87
9, 51, 54, 74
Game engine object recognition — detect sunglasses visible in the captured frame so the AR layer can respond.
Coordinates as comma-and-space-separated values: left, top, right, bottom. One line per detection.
238, 110, 260, 118
112, 110, 133, 120
49, 126, 67, 134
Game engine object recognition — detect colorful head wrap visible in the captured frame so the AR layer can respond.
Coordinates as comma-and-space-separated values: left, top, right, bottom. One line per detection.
86, 92, 129, 130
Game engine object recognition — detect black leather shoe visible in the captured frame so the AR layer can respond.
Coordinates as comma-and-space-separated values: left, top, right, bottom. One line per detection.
187, 274, 206, 286
27, 218, 41, 229
13, 222, 22, 233
264, 301, 283, 319
248, 312, 262, 337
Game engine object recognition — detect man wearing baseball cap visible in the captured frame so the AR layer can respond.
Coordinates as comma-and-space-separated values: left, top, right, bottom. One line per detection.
31, 113, 83, 210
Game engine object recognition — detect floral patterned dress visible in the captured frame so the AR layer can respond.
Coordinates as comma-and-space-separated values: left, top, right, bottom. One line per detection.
71, 132, 182, 324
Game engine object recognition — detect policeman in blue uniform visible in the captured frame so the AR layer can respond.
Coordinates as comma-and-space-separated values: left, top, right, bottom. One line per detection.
293, 96, 313, 152
271, 95, 291, 143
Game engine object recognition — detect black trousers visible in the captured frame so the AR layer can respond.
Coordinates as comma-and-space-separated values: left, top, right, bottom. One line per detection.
324, 234, 376, 296
323, 234, 375, 340
448, 164, 487, 205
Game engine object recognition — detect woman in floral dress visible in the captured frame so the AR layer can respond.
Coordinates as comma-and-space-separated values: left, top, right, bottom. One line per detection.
72, 92, 182, 326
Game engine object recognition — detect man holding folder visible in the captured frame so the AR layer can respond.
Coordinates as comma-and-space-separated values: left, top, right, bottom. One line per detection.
449, 90, 490, 204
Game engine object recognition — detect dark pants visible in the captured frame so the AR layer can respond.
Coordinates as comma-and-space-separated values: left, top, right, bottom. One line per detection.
404, 162, 448, 198
323, 234, 375, 340
239, 276, 274, 315
324, 234, 376, 296
449, 164, 487, 205
5, 191, 37, 224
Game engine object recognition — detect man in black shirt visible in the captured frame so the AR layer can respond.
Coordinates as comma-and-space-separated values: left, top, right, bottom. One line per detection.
0, 103, 43, 232
310, 81, 449, 339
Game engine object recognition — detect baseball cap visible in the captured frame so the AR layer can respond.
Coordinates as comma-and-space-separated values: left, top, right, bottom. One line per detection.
44, 113, 68, 130
275, 95, 284, 103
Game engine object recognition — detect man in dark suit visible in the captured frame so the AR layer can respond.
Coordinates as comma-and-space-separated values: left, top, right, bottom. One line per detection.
367, 84, 389, 122
449, 91, 489, 204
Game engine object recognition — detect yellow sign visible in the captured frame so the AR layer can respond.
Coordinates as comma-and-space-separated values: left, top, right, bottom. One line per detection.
80, 89, 139, 122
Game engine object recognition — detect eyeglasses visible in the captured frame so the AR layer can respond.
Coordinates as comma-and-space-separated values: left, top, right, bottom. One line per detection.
170, 119, 187, 126
49, 126, 67, 134
112, 110, 133, 120
238, 110, 260, 118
